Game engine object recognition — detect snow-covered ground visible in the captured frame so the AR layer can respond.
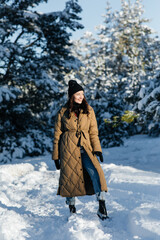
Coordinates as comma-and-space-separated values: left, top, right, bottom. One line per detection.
0, 135, 160, 240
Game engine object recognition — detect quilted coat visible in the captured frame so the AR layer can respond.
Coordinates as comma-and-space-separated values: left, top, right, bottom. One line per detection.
52, 104, 108, 197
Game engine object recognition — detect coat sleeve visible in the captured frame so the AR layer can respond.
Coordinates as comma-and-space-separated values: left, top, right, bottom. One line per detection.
89, 108, 102, 152
52, 111, 63, 160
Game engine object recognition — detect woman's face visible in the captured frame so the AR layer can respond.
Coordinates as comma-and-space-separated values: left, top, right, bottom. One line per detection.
73, 90, 84, 104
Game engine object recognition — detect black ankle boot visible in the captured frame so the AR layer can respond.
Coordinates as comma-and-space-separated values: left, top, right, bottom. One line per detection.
97, 200, 109, 220
69, 205, 76, 214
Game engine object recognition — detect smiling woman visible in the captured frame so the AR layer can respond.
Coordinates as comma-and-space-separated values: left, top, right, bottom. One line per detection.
52, 80, 109, 220
73, 91, 84, 104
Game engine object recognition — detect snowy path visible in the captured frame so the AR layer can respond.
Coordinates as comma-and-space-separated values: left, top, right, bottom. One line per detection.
0, 135, 160, 240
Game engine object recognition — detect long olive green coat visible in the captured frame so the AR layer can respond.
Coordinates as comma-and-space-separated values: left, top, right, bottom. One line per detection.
52, 104, 108, 197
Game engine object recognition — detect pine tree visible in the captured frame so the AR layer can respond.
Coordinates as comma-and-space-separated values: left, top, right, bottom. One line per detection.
0, 0, 83, 163
98, 0, 160, 140
66, 0, 160, 147
134, 39, 160, 136
65, 5, 129, 147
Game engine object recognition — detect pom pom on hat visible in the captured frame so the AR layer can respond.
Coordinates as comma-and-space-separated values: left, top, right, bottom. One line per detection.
68, 80, 84, 97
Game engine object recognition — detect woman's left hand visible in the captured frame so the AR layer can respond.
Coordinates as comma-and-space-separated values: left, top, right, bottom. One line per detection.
94, 151, 103, 162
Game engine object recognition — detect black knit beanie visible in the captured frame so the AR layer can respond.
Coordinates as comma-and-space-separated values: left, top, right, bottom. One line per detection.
68, 80, 84, 98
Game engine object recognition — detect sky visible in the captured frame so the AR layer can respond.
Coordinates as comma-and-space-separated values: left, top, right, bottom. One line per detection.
35, 0, 160, 40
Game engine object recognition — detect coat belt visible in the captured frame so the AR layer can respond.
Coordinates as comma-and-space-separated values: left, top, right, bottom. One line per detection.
65, 129, 87, 146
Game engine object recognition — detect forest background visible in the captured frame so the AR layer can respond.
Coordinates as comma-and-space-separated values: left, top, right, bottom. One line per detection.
0, 0, 160, 163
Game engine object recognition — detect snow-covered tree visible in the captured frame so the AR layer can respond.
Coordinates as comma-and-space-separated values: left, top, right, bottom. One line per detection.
134, 42, 160, 136
0, 0, 83, 163
66, 0, 160, 146
99, 0, 160, 139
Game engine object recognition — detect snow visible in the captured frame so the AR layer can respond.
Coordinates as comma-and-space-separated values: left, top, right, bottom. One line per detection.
0, 135, 160, 240
23, 11, 38, 20
137, 96, 148, 110
0, 85, 21, 103
138, 86, 160, 111
150, 86, 160, 98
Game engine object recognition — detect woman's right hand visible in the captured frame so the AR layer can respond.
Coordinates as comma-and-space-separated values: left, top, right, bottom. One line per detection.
54, 160, 60, 170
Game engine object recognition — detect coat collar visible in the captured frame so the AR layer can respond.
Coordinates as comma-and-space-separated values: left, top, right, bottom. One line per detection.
70, 109, 84, 120
61, 104, 85, 120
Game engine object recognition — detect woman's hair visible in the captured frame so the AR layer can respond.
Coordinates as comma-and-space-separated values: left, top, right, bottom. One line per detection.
67, 95, 89, 118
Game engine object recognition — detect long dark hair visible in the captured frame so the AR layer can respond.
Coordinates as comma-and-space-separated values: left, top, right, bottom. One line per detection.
67, 95, 89, 118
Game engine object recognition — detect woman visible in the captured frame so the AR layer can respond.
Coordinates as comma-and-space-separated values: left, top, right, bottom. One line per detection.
52, 80, 108, 220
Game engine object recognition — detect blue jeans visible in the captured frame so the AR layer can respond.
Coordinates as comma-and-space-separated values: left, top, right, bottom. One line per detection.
66, 150, 105, 205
